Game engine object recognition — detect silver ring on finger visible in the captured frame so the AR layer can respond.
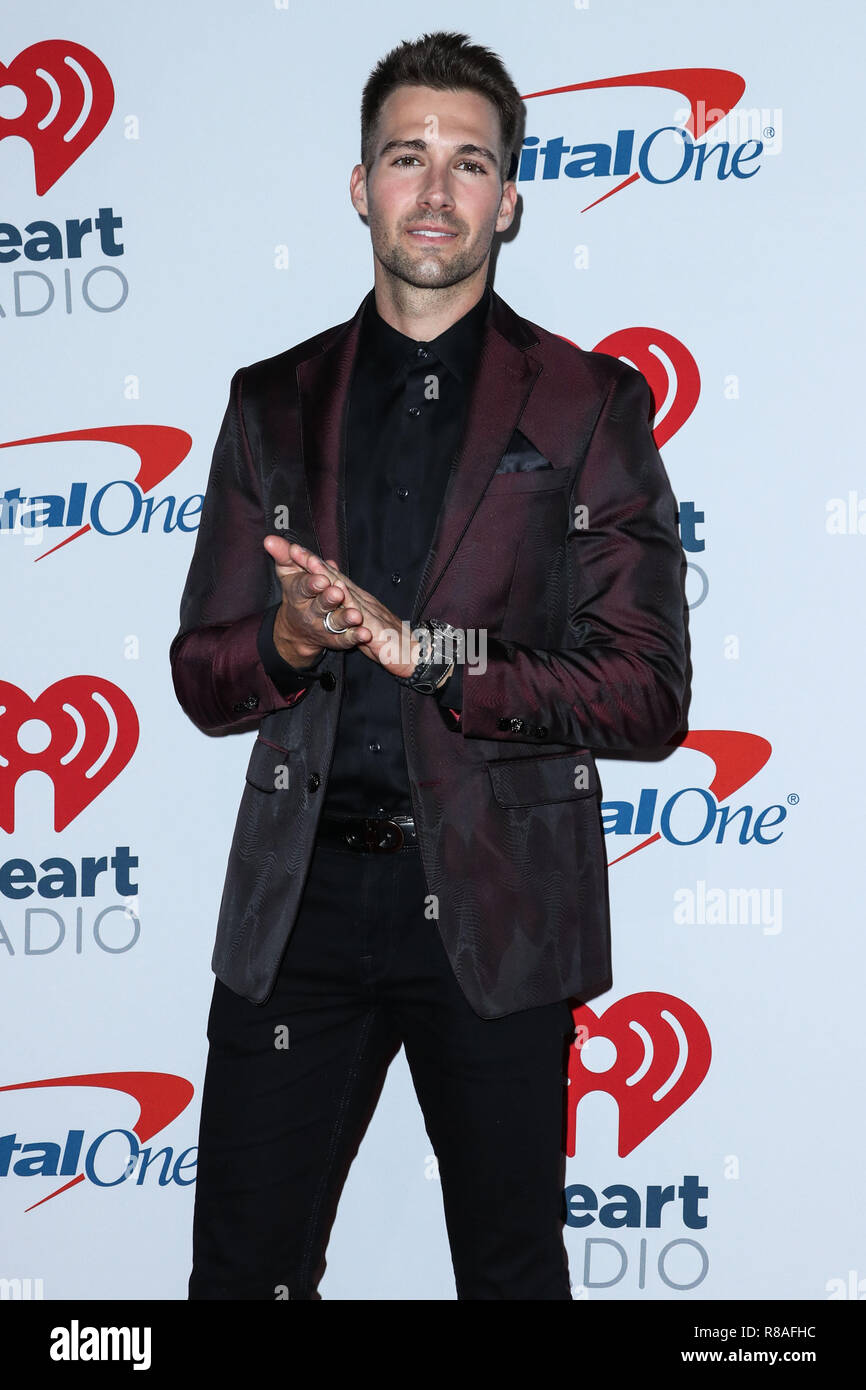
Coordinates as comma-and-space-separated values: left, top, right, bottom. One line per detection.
323, 609, 350, 635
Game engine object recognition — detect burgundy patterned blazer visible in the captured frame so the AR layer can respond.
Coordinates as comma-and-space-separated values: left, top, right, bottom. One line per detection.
169, 288, 688, 1018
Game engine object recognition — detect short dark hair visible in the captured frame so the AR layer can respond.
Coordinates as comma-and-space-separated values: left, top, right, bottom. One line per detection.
360, 31, 525, 182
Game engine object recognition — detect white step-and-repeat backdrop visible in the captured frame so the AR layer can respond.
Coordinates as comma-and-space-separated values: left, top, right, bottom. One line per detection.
2, 0, 863, 1301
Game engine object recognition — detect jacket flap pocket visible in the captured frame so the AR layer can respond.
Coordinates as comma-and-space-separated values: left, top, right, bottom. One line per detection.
245, 738, 292, 793
486, 750, 598, 807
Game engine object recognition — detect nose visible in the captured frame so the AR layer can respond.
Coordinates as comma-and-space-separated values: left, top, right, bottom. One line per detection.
416, 163, 455, 213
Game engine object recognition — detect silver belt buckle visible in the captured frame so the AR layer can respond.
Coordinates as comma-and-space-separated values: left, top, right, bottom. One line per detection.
345, 817, 405, 852
374, 817, 405, 852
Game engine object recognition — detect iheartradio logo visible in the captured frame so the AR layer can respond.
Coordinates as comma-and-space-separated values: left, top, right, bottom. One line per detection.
568, 992, 711, 1156
0, 678, 139, 832
558, 328, 700, 451
0, 42, 114, 194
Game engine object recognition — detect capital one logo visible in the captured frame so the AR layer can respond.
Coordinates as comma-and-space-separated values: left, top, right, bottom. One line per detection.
0, 42, 114, 194
0, 426, 194, 561
521, 67, 760, 213
568, 992, 711, 1156
0, 678, 138, 831
604, 731, 786, 867
0, 1072, 194, 1209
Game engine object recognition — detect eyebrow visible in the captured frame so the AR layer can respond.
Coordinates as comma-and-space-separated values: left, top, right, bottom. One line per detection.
378, 137, 500, 169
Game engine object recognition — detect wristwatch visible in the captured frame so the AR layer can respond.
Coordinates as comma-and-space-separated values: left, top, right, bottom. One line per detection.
393, 619, 460, 695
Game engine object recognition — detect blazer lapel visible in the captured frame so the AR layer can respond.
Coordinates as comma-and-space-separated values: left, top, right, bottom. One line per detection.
295, 288, 542, 621
296, 296, 367, 572
410, 292, 541, 621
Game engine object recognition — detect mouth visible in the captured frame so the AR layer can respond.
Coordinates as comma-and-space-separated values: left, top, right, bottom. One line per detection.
405, 227, 458, 243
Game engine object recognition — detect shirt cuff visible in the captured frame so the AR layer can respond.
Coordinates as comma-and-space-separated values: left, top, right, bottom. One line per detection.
257, 603, 325, 696
434, 660, 463, 711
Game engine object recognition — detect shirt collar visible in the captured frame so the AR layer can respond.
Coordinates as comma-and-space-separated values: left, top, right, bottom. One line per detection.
360, 283, 491, 385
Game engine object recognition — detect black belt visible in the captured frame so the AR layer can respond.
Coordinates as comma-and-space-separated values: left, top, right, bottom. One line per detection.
316, 814, 419, 853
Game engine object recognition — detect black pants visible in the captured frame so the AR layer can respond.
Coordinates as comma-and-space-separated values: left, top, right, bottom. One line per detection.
188, 836, 574, 1300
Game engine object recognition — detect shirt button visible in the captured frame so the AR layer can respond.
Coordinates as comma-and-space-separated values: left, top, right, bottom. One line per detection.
307, 773, 320, 792
396, 486, 409, 499
407, 406, 421, 417
391, 572, 401, 585
416, 346, 429, 359
368, 741, 381, 753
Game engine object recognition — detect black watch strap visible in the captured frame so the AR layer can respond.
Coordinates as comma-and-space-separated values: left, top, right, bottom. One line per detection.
393, 620, 458, 694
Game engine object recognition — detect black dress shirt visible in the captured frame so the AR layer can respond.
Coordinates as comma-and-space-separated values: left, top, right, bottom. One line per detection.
257, 284, 490, 816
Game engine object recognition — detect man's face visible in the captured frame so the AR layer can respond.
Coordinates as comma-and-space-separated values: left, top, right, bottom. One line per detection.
350, 84, 516, 291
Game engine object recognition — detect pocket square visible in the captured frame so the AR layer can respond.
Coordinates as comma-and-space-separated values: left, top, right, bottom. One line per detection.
494, 428, 554, 474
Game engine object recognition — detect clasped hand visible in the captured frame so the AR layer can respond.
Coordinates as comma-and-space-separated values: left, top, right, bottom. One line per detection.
263, 535, 422, 679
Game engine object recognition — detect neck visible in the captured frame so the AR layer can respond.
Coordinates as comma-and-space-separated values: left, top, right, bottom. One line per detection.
371, 264, 488, 341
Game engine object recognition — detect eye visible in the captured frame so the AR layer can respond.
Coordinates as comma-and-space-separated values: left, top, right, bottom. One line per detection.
457, 160, 487, 174
393, 155, 421, 166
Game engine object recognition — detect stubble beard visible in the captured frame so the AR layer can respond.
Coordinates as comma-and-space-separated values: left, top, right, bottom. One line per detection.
370, 212, 494, 291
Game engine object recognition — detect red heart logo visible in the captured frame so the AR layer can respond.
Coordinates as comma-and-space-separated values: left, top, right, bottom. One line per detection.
0, 41, 114, 194
592, 327, 700, 450
0, 677, 139, 831
558, 328, 700, 450
568, 991, 711, 1156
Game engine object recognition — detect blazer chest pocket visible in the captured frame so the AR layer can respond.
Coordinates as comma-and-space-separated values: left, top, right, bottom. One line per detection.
245, 737, 294, 793
486, 749, 599, 807
484, 467, 570, 497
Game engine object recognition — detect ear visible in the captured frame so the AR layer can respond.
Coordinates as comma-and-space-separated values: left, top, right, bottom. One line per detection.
349, 163, 369, 218
495, 179, 518, 234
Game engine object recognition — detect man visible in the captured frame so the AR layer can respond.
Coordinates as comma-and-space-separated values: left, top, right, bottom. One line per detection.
170, 30, 688, 1301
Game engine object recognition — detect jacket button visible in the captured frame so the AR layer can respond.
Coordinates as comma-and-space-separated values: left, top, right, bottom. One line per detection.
307, 773, 320, 792
243, 694, 259, 710
319, 671, 336, 691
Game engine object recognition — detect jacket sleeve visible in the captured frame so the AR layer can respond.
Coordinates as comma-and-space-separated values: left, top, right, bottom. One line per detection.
169, 368, 317, 735
452, 364, 689, 750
